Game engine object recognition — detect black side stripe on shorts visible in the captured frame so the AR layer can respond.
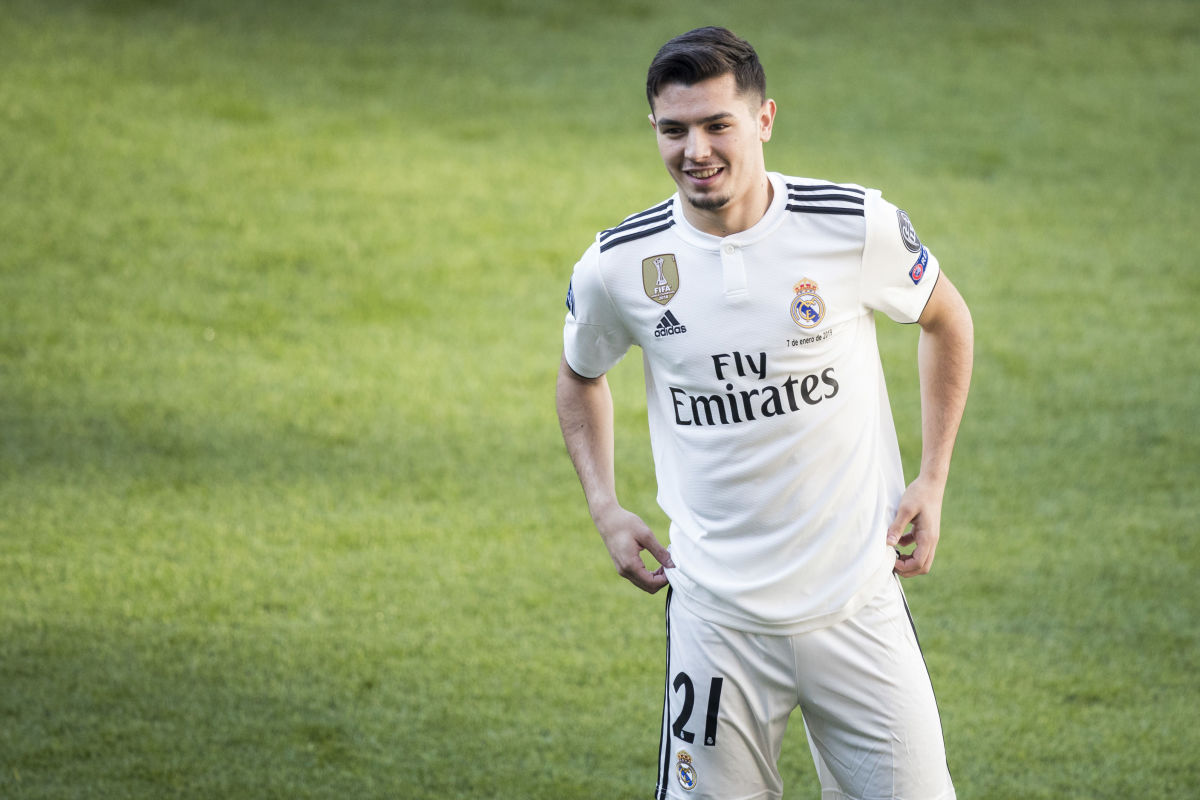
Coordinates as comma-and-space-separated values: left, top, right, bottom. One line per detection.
896, 572, 952, 711
895, 574, 952, 778
894, 573, 924, 654
655, 588, 674, 800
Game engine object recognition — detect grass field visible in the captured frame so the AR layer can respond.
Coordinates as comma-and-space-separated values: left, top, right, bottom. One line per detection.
1, 0, 1198, 797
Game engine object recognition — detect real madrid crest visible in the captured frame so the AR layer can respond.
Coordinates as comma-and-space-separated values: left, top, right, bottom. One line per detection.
642, 253, 680, 305
790, 278, 825, 329
676, 750, 698, 792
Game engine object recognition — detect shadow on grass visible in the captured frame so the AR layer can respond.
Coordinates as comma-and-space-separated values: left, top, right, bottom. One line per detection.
0, 595, 661, 799
0, 617, 455, 797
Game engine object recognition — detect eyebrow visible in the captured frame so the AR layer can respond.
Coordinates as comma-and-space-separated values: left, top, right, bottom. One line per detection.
655, 112, 734, 129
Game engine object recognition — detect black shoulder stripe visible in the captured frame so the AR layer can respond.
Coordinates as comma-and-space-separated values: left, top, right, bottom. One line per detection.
787, 182, 865, 195
787, 192, 864, 205
599, 220, 675, 252
785, 182, 865, 217
600, 199, 674, 242
600, 209, 672, 243
623, 198, 673, 224
786, 205, 864, 216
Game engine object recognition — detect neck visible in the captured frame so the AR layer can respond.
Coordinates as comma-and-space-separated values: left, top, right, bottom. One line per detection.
683, 173, 773, 237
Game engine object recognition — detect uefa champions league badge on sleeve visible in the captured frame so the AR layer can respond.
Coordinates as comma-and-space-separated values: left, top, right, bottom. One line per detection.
676, 750, 698, 791
909, 246, 929, 284
897, 209, 922, 253
790, 278, 825, 329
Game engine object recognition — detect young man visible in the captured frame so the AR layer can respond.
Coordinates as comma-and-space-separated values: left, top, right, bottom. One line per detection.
557, 27, 972, 800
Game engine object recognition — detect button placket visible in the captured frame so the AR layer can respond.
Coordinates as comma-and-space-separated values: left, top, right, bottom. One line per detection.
720, 242, 747, 297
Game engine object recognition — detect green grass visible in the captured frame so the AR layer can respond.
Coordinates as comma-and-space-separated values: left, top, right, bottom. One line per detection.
2, 0, 1198, 797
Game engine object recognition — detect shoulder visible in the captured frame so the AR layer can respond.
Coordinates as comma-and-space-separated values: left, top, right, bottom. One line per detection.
569, 196, 676, 289
860, 189, 926, 255
778, 175, 870, 219
568, 196, 678, 317
596, 197, 676, 255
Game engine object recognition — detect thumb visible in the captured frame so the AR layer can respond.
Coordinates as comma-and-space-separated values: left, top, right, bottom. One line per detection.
886, 508, 911, 547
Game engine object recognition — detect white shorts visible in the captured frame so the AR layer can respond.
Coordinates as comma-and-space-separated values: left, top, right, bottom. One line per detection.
654, 576, 955, 800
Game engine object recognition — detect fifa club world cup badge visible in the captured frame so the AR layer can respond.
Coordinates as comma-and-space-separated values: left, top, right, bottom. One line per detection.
790, 278, 825, 329
676, 750, 698, 792
642, 254, 680, 305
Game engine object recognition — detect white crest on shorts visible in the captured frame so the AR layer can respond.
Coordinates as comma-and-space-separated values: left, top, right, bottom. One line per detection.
676, 750, 698, 791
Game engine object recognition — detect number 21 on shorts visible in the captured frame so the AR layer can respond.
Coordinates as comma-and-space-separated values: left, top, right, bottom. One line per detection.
671, 673, 724, 747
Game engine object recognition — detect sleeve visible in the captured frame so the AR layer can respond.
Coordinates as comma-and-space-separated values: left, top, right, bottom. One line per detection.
860, 189, 941, 324
562, 240, 635, 378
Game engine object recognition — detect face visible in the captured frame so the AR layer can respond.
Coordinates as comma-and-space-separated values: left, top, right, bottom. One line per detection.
649, 73, 776, 234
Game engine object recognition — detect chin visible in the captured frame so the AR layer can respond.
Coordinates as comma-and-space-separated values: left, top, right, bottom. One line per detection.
687, 193, 731, 212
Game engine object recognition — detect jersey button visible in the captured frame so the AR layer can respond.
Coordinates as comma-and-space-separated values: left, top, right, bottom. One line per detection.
722, 244, 736, 255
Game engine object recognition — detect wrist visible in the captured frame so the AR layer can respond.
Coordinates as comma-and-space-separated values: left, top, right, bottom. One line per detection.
588, 496, 623, 524
913, 469, 949, 498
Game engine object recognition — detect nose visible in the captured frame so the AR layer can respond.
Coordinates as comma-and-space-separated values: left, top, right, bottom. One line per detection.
685, 128, 711, 161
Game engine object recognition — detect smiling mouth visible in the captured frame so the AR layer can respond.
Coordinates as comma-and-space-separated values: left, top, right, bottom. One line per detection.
686, 167, 722, 180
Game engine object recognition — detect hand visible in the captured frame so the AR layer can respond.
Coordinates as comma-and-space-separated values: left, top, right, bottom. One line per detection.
887, 476, 945, 578
593, 504, 674, 594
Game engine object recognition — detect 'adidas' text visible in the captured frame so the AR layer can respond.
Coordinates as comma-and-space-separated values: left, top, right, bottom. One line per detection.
655, 310, 687, 338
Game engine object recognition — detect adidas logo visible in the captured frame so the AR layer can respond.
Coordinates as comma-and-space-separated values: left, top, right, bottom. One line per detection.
654, 310, 687, 338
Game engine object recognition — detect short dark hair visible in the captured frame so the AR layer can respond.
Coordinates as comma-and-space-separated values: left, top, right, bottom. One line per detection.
646, 27, 766, 110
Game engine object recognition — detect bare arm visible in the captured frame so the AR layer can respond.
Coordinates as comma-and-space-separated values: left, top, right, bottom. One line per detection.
888, 274, 974, 577
556, 355, 673, 593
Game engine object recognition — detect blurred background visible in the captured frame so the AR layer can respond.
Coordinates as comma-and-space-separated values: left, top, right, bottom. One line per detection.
1, 1, 1197, 797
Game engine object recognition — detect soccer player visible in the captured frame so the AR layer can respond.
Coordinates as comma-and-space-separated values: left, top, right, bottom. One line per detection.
556, 27, 973, 800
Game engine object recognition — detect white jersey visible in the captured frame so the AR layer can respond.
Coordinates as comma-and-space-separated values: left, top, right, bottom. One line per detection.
563, 171, 940, 634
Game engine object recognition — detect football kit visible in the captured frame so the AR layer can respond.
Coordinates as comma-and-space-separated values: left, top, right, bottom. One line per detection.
563, 171, 954, 799
660, 574, 953, 800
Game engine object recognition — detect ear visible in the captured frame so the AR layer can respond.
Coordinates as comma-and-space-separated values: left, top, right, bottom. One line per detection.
758, 98, 777, 143
648, 113, 657, 130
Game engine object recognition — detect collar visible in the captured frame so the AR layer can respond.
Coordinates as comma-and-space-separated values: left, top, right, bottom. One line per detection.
670, 171, 788, 251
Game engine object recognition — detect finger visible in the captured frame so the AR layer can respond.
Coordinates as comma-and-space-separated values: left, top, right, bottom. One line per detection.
614, 549, 663, 586
642, 537, 675, 570
628, 564, 670, 594
642, 571, 670, 594
632, 543, 673, 591
893, 552, 923, 577
886, 508, 914, 547
894, 540, 935, 577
